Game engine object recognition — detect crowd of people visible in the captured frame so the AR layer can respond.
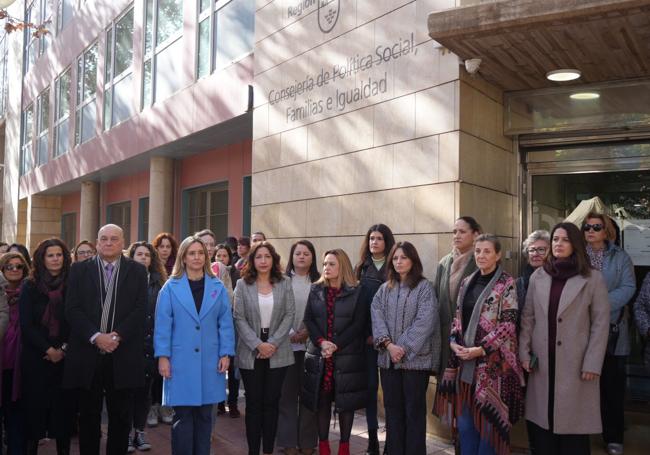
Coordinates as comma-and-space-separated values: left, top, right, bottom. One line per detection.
0, 211, 647, 455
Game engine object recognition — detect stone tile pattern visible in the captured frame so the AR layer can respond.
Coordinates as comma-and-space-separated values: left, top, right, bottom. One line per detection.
252, 0, 469, 276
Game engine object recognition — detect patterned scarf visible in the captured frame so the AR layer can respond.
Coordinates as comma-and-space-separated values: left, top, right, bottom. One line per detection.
322, 286, 341, 393
434, 271, 524, 455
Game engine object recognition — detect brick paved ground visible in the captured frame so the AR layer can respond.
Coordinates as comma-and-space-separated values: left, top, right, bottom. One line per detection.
33, 397, 455, 455
31, 399, 650, 454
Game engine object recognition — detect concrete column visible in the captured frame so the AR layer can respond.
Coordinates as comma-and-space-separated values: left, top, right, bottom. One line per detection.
80, 181, 100, 241
148, 156, 174, 241
16, 198, 27, 245
25, 195, 62, 252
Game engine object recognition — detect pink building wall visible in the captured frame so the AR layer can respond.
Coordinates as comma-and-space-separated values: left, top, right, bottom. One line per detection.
176, 139, 252, 238
102, 170, 150, 243
61, 191, 81, 242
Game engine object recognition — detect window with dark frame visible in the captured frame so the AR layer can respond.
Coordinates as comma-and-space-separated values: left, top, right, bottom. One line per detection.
186, 182, 228, 242
61, 212, 76, 250
107, 201, 132, 245
138, 197, 150, 242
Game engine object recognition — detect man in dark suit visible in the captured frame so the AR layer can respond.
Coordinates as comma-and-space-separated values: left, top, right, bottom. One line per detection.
64, 224, 147, 455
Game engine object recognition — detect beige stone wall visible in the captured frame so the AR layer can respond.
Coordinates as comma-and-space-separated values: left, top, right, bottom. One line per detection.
253, 0, 463, 276
253, 0, 521, 442
457, 72, 520, 274
25, 195, 62, 252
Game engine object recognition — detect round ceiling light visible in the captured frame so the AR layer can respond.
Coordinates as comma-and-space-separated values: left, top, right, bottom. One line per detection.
570, 92, 600, 100
546, 69, 581, 82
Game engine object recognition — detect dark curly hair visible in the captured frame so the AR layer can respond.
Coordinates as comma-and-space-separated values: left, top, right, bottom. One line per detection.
128, 241, 168, 286
29, 238, 71, 286
240, 241, 284, 285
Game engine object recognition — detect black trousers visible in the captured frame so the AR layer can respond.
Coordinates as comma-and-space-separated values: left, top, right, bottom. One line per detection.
600, 354, 626, 444
78, 355, 134, 455
527, 420, 591, 455
132, 375, 153, 431
240, 359, 287, 454
380, 367, 430, 455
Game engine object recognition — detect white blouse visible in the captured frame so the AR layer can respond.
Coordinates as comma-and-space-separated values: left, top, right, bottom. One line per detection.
258, 291, 274, 329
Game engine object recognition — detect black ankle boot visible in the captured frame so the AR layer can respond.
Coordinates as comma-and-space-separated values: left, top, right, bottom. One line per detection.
56, 438, 71, 455
366, 429, 379, 455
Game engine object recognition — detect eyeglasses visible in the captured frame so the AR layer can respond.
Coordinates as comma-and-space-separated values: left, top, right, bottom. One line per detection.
77, 250, 94, 257
527, 247, 547, 256
583, 223, 603, 232
3, 264, 24, 272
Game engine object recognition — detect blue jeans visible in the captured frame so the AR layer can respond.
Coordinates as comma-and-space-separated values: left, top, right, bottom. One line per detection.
366, 346, 379, 430
172, 405, 213, 455
457, 405, 496, 455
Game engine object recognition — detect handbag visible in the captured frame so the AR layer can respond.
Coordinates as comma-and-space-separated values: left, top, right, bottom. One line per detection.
607, 307, 626, 355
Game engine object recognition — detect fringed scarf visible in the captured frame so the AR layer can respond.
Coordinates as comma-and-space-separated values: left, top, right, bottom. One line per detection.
37, 273, 66, 339
434, 270, 524, 455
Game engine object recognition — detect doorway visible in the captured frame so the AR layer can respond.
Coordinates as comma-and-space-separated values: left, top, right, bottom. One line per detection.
525, 139, 650, 406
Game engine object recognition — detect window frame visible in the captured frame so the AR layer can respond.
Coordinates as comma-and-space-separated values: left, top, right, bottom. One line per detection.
20, 104, 35, 175
74, 41, 98, 146
38, 0, 53, 57
24, 1, 37, 74
60, 212, 77, 249
141, 0, 184, 109
106, 200, 132, 245
138, 197, 150, 241
53, 67, 72, 157
36, 87, 50, 166
104, 5, 135, 130
196, 0, 254, 80
56, 0, 75, 33
183, 181, 229, 239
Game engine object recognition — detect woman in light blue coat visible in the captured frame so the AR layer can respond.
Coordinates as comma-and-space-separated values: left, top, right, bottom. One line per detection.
582, 212, 635, 455
154, 235, 235, 455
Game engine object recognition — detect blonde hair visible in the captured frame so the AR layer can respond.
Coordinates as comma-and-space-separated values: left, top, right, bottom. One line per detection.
316, 249, 358, 288
171, 236, 216, 279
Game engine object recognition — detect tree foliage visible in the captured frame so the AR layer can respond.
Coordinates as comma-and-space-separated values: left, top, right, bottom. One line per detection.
1, 9, 49, 37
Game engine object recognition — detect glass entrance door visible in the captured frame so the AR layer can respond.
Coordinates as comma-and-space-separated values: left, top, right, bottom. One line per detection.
526, 141, 650, 406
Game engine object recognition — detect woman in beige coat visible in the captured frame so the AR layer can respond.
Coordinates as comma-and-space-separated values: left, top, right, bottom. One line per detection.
519, 222, 610, 455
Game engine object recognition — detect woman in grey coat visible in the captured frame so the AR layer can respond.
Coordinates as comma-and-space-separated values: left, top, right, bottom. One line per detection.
582, 212, 635, 455
371, 241, 440, 455
233, 241, 295, 455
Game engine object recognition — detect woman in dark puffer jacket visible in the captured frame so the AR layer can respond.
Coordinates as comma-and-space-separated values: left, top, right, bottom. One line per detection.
302, 249, 367, 455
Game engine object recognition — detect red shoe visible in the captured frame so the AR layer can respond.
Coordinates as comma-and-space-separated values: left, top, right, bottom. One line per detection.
318, 440, 330, 455
337, 442, 349, 455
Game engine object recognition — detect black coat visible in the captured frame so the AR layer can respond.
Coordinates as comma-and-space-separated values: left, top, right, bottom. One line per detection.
143, 273, 163, 378
63, 256, 148, 390
19, 279, 73, 439
357, 259, 387, 338
302, 283, 368, 413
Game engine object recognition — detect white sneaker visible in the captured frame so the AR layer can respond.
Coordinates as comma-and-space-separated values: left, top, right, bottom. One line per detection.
159, 406, 174, 425
146, 406, 159, 427
606, 443, 624, 455
127, 435, 135, 453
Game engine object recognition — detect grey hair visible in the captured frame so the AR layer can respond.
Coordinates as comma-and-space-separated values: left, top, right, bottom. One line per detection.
474, 233, 501, 253
522, 230, 550, 256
